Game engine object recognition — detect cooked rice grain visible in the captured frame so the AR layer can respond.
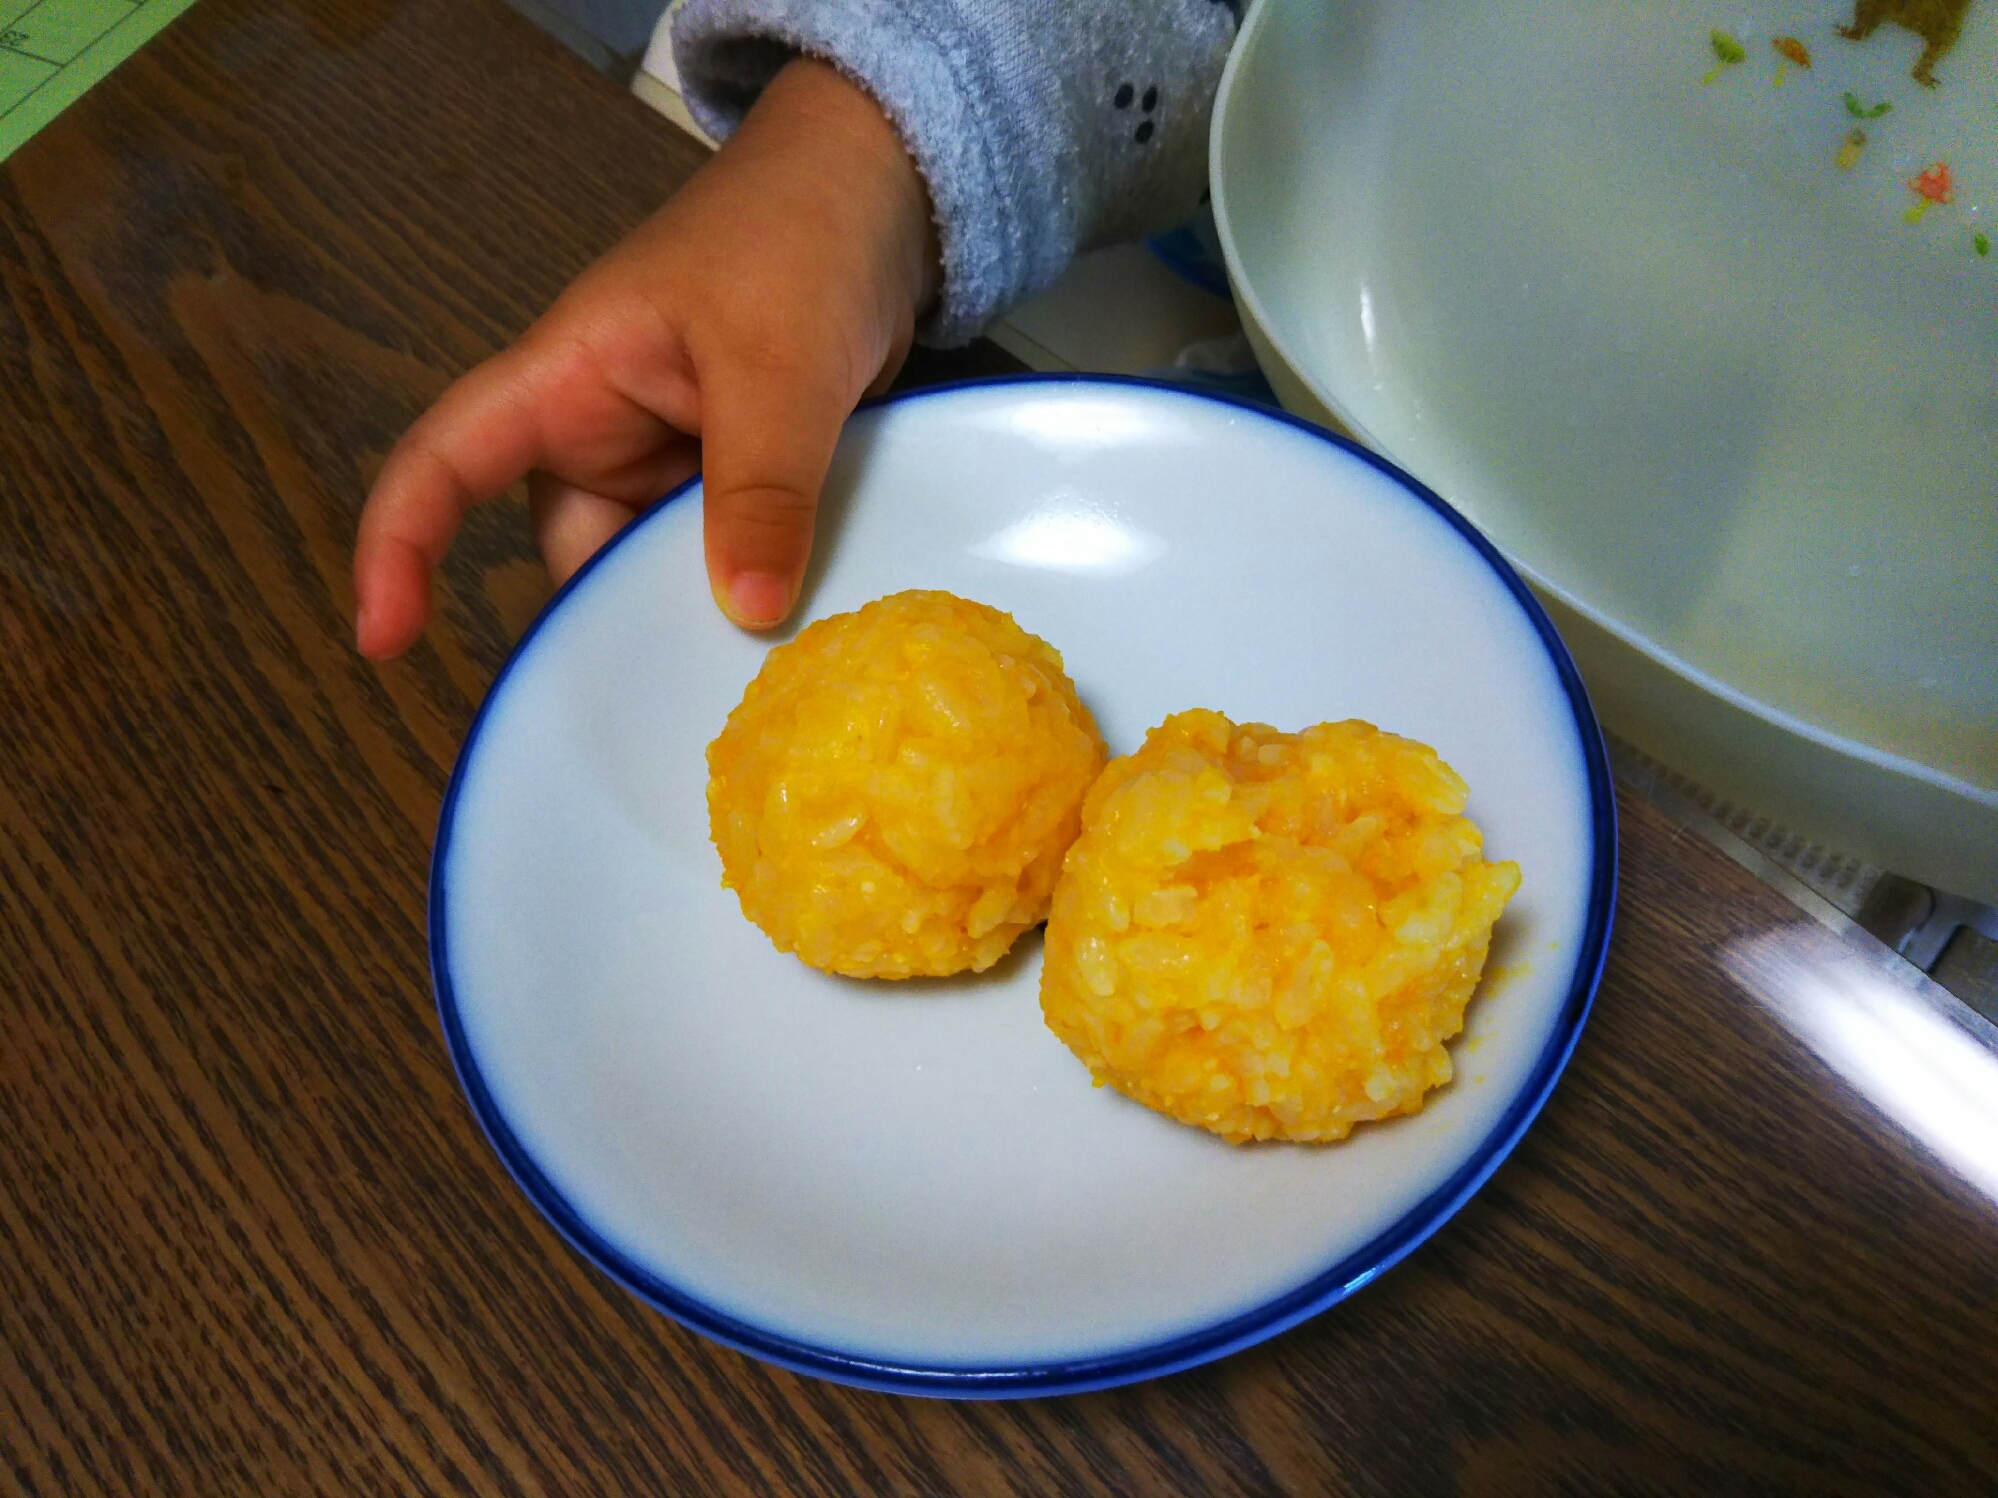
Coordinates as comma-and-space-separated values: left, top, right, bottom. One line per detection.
1040, 710, 1520, 1143
707, 591, 1106, 977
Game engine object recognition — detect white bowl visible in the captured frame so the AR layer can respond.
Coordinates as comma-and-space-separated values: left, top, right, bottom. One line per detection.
1213, 0, 1997, 902
431, 378, 1615, 1396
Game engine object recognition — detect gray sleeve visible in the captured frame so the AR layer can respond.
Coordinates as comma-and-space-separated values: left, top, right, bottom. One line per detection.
670, 0, 1239, 346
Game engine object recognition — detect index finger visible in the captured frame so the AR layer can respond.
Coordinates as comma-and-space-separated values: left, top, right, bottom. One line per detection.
354, 351, 547, 659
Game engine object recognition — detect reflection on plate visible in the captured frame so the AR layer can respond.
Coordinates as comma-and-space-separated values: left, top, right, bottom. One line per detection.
430, 378, 1616, 1397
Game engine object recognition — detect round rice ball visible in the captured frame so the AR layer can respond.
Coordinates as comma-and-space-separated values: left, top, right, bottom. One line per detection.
707, 590, 1106, 978
1040, 709, 1521, 1143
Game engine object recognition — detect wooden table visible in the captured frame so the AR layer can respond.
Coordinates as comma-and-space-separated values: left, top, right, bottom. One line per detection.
4, 0, 1995, 1491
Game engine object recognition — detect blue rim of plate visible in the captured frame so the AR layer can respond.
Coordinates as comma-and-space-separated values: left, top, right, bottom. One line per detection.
429, 373, 1619, 1400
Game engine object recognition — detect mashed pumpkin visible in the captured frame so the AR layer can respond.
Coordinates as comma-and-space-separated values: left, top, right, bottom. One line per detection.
1040, 710, 1520, 1143
707, 591, 1106, 977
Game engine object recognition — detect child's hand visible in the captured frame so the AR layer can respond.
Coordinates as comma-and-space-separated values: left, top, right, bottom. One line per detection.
354, 58, 939, 658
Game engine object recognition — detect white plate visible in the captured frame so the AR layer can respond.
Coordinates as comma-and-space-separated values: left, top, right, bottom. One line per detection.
431, 378, 1616, 1396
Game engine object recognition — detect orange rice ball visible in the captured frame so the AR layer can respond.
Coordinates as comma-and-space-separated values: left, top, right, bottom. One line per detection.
707, 590, 1106, 978
1041, 709, 1520, 1143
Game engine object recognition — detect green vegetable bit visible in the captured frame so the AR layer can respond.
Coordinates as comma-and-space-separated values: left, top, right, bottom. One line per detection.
1844, 91, 1892, 118
1978, 232, 1992, 258
1710, 29, 1747, 64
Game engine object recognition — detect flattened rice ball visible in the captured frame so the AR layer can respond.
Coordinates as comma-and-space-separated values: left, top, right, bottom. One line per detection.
707, 590, 1106, 978
1041, 709, 1520, 1143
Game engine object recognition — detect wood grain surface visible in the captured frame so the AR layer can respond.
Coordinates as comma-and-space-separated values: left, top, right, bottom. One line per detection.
3, 0, 1995, 1493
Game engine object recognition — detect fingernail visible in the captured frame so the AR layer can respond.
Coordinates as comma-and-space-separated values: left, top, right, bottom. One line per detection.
724, 571, 791, 628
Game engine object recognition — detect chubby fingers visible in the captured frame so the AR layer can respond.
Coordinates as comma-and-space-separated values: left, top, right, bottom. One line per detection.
354, 352, 548, 660
527, 475, 640, 588
520, 452, 684, 588
698, 353, 854, 630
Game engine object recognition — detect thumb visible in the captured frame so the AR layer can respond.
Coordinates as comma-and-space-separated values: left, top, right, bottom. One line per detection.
699, 356, 852, 630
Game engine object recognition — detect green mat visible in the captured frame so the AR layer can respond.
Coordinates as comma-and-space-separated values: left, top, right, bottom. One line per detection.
1, 0, 197, 163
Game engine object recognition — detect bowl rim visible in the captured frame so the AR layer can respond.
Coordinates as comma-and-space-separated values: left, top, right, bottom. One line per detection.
428, 372, 1619, 1399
